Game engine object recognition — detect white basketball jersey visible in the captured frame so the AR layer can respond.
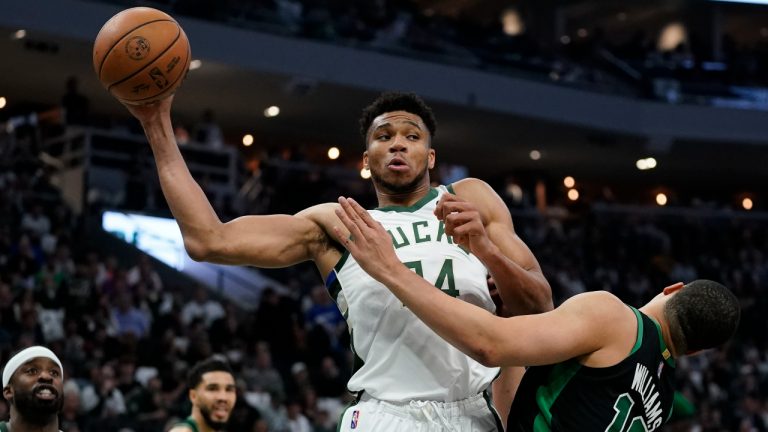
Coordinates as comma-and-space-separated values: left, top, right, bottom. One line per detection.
325, 186, 500, 402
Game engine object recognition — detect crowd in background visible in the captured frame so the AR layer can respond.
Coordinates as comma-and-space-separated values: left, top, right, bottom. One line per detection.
1, 120, 767, 431
97, 0, 768, 101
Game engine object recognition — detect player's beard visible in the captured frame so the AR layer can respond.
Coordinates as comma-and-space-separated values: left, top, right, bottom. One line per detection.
372, 161, 429, 195
200, 403, 230, 431
13, 384, 63, 424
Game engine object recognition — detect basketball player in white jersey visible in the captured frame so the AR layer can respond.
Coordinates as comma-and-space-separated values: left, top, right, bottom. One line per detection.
122, 92, 552, 431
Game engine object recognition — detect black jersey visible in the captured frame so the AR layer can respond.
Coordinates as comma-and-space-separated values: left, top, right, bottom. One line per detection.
508, 307, 676, 432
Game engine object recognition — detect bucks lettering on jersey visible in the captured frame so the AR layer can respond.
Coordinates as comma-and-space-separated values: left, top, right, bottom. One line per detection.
508, 307, 676, 432
325, 186, 499, 402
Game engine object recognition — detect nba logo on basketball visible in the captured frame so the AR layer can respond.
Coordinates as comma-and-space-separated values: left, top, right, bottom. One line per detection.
350, 410, 360, 429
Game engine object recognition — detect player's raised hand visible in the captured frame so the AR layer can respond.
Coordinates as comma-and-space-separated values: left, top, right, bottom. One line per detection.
434, 193, 496, 257
333, 197, 398, 281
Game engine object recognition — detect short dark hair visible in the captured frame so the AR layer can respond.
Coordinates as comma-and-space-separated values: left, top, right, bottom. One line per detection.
359, 92, 437, 141
187, 357, 234, 390
664, 279, 740, 354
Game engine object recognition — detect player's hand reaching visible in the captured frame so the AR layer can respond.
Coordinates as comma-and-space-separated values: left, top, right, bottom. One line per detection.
434, 193, 497, 259
121, 94, 174, 125
333, 197, 400, 281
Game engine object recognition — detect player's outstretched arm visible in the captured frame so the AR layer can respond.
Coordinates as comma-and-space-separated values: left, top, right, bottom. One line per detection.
335, 196, 621, 367
439, 179, 552, 315
123, 98, 328, 267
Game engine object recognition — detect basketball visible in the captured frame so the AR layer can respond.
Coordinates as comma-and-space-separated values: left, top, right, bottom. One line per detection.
93, 7, 191, 105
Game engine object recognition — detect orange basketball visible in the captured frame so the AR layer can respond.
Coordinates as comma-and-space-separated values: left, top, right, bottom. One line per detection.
93, 7, 191, 105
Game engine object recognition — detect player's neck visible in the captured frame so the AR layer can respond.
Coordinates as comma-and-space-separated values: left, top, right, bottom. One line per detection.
191, 410, 216, 432
638, 303, 678, 358
374, 182, 432, 208
8, 415, 59, 432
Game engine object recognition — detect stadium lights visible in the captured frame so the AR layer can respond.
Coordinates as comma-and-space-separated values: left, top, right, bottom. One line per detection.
567, 189, 579, 201
656, 193, 668, 206
328, 147, 340, 160
0, 97, 6, 109
501, 8, 524, 36
189, 59, 202, 70
529, 150, 541, 160
12, 29, 26, 40
242, 134, 254, 146
360, 168, 371, 179
563, 176, 575, 188
636, 157, 657, 170
743, 198, 754, 210
264, 106, 280, 118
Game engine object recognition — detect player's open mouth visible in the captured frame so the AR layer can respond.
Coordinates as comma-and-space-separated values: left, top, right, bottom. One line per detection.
34, 386, 58, 400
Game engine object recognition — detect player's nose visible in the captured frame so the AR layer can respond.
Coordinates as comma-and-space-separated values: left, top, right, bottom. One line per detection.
389, 135, 407, 151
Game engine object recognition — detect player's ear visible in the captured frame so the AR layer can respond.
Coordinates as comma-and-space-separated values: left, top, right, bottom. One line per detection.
427, 148, 435, 170
3, 385, 12, 400
662, 282, 684, 296
363, 152, 369, 169
189, 388, 197, 403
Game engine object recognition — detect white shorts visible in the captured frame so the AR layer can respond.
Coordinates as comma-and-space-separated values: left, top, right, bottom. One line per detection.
338, 392, 503, 432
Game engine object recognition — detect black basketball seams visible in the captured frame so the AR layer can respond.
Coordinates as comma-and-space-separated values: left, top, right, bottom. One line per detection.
98, 18, 177, 82
106, 24, 182, 92
118, 35, 190, 103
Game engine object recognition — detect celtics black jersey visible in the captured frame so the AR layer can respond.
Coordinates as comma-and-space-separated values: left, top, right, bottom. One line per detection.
508, 307, 676, 432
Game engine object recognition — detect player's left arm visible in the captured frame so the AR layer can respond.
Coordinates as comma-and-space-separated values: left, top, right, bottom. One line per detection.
440, 178, 553, 314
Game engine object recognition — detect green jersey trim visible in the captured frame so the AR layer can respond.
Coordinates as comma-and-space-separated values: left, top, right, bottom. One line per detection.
0, 421, 8, 432
334, 250, 351, 272
446, 183, 456, 194
532, 360, 582, 430
648, 316, 676, 368
173, 417, 199, 432
628, 307, 644, 356
375, 187, 439, 212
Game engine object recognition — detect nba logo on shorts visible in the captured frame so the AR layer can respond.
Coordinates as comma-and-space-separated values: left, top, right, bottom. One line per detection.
350, 410, 360, 429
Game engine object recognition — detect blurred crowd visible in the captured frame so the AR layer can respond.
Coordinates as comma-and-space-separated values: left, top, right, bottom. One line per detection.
1, 123, 767, 431
100, 0, 768, 101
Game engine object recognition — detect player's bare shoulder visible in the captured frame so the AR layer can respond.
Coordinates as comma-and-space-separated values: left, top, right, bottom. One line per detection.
449, 178, 509, 222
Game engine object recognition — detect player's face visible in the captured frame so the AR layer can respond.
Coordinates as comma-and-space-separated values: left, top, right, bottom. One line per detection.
2, 358, 64, 421
364, 111, 435, 194
191, 371, 236, 430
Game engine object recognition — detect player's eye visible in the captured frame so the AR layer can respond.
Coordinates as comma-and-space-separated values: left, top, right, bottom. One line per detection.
26, 368, 38, 375
49, 370, 60, 377
376, 134, 390, 141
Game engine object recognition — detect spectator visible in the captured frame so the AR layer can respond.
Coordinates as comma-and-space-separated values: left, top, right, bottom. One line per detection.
110, 292, 150, 339
242, 341, 285, 400
192, 109, 224, 149
61, 76, 90, 126
181, 286, 225, 327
